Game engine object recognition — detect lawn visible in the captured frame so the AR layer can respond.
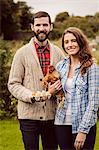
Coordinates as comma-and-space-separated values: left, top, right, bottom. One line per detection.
0, 120, 42, 150
0, 120, 99, 150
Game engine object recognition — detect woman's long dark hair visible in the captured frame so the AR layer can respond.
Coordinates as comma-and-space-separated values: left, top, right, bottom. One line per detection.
62, 27, 93, 75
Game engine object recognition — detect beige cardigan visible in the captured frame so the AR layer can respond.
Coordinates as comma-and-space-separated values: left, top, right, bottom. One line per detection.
8, 38, 65, 120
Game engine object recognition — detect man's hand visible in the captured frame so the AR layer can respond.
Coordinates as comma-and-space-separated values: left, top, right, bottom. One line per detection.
31, 91, 51, 102
74, 132, 86, 150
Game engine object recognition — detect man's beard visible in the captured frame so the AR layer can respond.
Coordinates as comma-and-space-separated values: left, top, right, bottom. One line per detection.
33, 31, 50, 42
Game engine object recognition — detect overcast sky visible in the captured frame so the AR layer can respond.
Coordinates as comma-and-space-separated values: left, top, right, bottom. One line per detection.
14, 0, 99, 21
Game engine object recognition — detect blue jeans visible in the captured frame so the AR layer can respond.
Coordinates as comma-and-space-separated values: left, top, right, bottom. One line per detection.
19, 119, 57, 150
55, 124, 96, 150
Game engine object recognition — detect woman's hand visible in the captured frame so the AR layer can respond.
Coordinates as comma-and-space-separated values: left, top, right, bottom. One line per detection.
48, 80, 62, 94
74, 132, 86, 150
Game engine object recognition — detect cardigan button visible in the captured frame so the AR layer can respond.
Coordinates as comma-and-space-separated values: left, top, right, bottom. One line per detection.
40, 78, 42, 81
40, 116, 43, 119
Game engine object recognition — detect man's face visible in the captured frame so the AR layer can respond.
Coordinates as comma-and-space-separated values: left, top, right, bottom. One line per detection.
31, 17, 52, 42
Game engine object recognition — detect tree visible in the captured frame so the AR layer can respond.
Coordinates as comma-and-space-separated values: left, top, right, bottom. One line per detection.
1, 0, 20, 40
1, 0, 33, 40
53, 14, 99, 39
92, 13, 99, 33
55, 11, 69, 22
17, 1, 33, 30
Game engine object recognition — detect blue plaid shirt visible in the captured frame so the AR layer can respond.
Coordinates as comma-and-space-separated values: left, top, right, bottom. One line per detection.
55, 57, 99, 134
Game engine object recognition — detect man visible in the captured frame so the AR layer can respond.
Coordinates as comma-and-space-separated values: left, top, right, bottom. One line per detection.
8, 11, 65, 150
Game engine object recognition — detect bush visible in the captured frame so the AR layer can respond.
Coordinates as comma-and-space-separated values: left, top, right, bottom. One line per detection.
0, 97, 18, 120
0, 40, 17, 119
49, 29, 62, 40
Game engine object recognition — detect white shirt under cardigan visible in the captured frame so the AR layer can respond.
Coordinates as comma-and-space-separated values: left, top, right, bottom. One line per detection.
55, 78, 73, 125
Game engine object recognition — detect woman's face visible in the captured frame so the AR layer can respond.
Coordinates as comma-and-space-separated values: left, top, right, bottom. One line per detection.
64, 33, 80, 56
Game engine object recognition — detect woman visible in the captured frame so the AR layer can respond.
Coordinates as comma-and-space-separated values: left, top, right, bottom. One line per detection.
49, 27, 99, 150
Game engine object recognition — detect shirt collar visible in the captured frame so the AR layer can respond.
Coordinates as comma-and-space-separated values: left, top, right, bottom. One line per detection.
64, 56, 81, 70
34, 41, 50, 52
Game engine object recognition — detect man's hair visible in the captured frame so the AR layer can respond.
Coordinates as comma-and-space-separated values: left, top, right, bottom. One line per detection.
32, 11, 51, 25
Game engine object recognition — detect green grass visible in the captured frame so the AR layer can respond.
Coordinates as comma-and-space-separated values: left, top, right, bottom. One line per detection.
0, 120, 99, 150
0, 120, 24, 150
0, 120, 42, 150
95, 121, 99, 150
